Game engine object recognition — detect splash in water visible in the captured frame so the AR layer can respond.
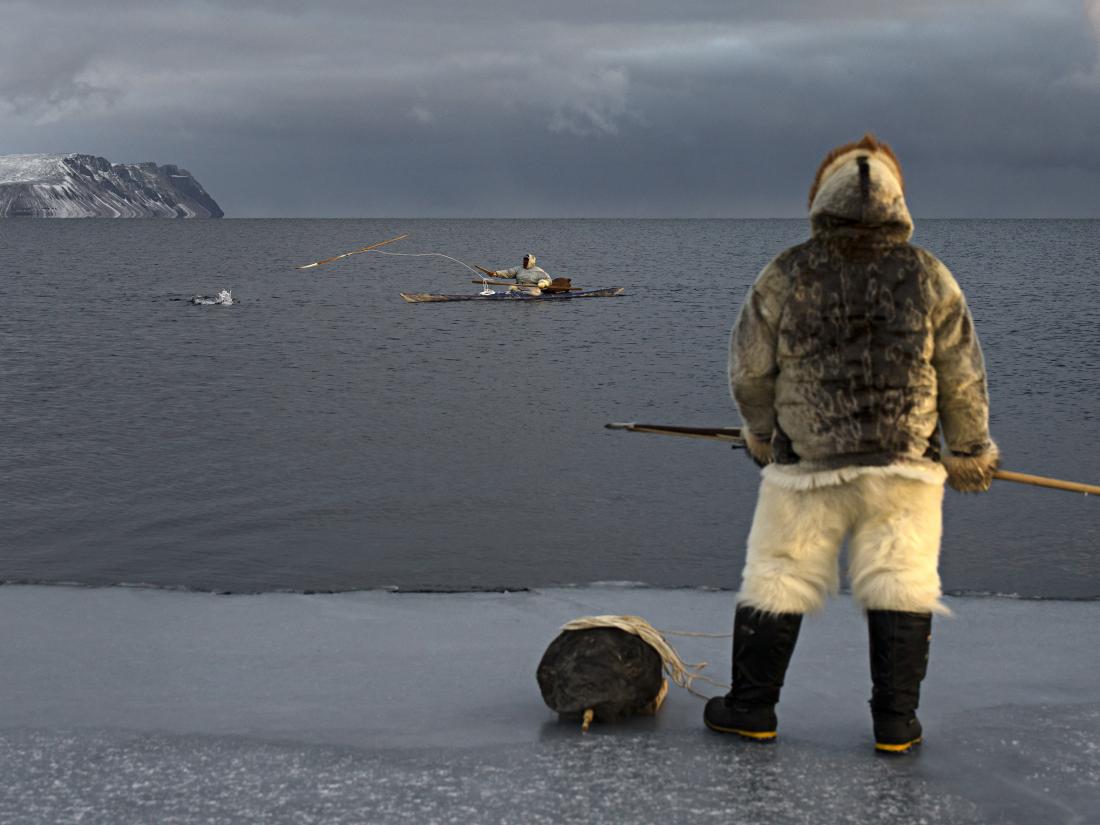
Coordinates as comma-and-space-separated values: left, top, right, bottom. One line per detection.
191, 289, 233, 306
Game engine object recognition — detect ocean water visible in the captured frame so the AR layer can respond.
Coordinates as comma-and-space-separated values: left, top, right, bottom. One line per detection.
2, 219, 1097, 597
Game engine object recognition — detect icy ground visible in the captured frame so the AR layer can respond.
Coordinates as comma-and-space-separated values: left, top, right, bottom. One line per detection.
0, 586, 1095, 824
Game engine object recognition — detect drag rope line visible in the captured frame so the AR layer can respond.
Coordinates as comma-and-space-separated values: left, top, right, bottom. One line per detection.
366, 248, 486, 278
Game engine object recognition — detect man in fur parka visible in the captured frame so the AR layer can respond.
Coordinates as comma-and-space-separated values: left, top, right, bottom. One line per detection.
704, 134, 998, 753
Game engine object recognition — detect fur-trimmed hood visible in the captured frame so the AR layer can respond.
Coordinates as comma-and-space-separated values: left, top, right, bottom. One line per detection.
809, 135, 912, 243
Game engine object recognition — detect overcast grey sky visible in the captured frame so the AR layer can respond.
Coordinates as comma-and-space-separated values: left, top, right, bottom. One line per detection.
2, 0, 1098, 217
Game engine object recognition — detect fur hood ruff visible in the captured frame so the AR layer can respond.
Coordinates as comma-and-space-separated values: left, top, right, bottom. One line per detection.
809, 146, 913, 243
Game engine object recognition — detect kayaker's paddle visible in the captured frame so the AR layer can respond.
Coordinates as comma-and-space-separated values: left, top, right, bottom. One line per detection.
297, 234, 409, 270
475, 267, 572, 286
469, 280, 581, 292
605, 422, 1100, 496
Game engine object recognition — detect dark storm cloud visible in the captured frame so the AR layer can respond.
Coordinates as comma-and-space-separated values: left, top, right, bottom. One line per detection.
1, 0, 1098, 216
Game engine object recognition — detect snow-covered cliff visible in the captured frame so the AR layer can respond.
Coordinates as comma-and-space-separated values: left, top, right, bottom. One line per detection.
0, 154, 224, 218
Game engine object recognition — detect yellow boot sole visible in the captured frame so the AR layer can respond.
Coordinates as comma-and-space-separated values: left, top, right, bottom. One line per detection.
875, 736, 922, 754
704, 719, 778, 741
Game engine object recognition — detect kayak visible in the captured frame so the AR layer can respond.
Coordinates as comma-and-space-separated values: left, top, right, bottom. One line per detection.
400, 287, 625, 303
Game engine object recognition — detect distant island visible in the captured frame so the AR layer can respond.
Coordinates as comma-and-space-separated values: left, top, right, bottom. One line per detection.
0, 153, 223, 218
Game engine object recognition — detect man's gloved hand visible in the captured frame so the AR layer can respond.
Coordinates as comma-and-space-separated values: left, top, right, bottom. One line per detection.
743, 431, 774, 467
943, 443, 1000, 492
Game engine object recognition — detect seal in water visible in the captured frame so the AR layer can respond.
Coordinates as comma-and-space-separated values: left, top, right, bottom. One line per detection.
191, 289, 233, 306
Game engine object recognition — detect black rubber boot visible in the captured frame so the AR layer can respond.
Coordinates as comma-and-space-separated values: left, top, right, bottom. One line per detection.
867, 610, 932, 754
704, 605, 803, 741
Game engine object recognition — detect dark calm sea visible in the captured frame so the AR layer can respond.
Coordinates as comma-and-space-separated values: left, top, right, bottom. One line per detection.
2, 219, 1097, 597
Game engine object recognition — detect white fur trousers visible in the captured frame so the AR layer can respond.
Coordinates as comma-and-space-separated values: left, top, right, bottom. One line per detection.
738, 465, 949, 615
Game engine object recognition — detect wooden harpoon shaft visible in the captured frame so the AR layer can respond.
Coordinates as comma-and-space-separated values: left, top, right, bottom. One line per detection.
297, 234, 409, 270
605, 423, 1099, 496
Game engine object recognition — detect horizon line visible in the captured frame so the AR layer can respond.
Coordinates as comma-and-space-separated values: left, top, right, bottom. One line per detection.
202, 215, 1100, 221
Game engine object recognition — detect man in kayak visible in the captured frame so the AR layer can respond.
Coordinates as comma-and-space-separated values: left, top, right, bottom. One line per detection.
487, 253, 552, 288
705, 133, 998, 753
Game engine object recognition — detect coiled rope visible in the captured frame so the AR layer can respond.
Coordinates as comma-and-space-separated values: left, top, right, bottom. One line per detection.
560, 614, 730, 697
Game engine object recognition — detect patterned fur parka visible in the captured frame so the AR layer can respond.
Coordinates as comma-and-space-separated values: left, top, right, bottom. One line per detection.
729, 139, 996, 471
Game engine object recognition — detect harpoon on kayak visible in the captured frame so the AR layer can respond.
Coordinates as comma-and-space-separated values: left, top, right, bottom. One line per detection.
399, 287, 625, 303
